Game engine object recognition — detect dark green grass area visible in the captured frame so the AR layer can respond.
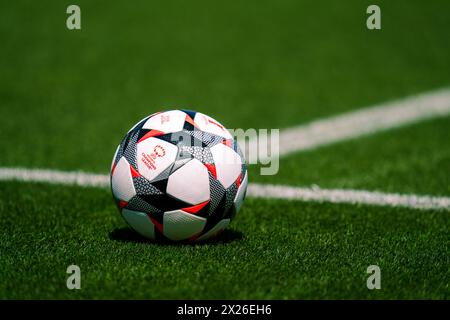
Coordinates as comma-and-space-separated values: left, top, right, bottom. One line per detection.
0, 182, 448, 299
1, 0, 450, 171
250, 117, 450, 196
1, 0, 449, 300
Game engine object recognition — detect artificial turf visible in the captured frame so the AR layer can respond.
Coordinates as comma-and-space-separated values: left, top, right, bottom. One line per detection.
1, 0, 450, 172
0, 0, 449, 299
0, 181, 448, 299
249, 116, 450, 196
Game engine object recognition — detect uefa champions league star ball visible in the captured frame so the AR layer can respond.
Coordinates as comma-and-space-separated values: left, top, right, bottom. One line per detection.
110, 110, 248, 242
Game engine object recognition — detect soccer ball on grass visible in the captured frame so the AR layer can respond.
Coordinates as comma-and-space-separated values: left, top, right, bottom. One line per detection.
110, 110, 248, 242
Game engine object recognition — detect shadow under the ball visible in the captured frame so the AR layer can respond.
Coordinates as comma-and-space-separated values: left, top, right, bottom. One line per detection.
109, 227, 244, 245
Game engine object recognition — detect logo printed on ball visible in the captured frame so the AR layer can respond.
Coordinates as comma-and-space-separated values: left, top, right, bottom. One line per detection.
161, 115, 170, 124
153, 145, 166, 157
141, 145, 166, 170
203, 115, 225, 131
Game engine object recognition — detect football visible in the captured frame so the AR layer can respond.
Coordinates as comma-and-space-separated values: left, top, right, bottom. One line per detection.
110, 110, 248, 242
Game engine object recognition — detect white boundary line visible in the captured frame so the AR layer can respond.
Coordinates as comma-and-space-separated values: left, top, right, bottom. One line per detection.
0, 168, 448, 211
1, 88, 450, 211
0, 168, 109, 188
248, 88, 450, 161
248, 183, 450, 211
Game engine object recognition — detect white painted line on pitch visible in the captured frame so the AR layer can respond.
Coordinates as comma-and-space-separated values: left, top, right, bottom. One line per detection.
248, 88, 450, 161
1, 168, 449, 211
248, 183, 450, 211
0, 167, 110, 188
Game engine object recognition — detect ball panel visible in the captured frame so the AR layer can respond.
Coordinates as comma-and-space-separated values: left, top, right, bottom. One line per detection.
136, 137, 178, 182
166, 158, 210, 205
224, 182, 238, 214
142, 110, 186, 133
163, 209, 206, 241
122, 209, 155, 239
210, 143, 243, 188
233, 170, 248, 213
139, 192, 191, 212
179, 145, 214, 164
207, 172, 226, 215
193, 112, 233, 139
170, 157, 192, 174
127, 115, 152, 134
122, 131, 139, 169
111, 144, 120, 172
111, 157, 136, 202
133, 176, 164, 196
126, 195, 163, 215
186, 129, 224, 148
196, 219, 230, 242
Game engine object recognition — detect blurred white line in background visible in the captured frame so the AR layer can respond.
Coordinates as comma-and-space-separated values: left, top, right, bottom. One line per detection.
0, 167, 109, 188
248, 87, 450, 162
1, 167, 448, 211
248, 183, 450, 211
